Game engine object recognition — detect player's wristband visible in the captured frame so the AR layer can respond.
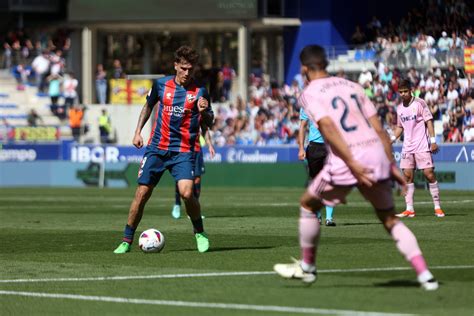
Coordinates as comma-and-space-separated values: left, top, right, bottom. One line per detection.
430, 137, 437, 144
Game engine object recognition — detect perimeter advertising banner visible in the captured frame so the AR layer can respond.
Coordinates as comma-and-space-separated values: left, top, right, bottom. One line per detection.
109, 79, 152, 105
1, 143, 474, 163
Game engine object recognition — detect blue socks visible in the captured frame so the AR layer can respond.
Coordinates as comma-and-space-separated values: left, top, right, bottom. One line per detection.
191, 217, 204, 234
193, 181, 201, 199
123, 224, 136, 244
325, 206, 334, 220
174, 183, 181, 206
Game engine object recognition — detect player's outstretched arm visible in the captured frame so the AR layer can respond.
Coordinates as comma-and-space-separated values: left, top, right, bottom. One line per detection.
298, 120, 308, 160
132, 102, 153, 148
318, 117, 375, 187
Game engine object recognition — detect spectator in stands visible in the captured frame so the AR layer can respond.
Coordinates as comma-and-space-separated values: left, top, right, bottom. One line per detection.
358, 68, 373, 86
98, 108, 112, 143
63, 72, 78, 110
220, 62, 236, 101
449, 31, 464, 65
112, 59, 124, 79
366, 16, 382, 40
436, 31, 451, 65
465, 28, 474, 46
48, 73, 63, 119
32, 50, 50, 93
3, 43, 12, 69
12, 63, 30, 90
380, 66, 393, 83
446, 82, 459, 109
463, 120, 474, 142
351, 25, 366, 47
95, 63, 107, 104
283, 79, 301, 110
50, 49, 65, 76
446, 122, 462, 142
398, 34, 411, 68
69, 103, 84, 142
465, 95, 474, 113
26, 109, 42, 127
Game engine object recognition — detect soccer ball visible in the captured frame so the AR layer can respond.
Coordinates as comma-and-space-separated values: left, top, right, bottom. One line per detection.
138, 228, 165, 253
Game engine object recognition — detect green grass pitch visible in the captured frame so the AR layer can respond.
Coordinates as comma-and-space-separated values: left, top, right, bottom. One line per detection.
0, 187, 473, 315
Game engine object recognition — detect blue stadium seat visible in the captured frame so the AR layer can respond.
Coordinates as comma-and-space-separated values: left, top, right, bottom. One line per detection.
354, 50, 363, 61
364, 49, 376, 61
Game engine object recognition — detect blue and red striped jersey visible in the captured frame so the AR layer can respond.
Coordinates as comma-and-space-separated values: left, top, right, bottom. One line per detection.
146, 76, 213, 153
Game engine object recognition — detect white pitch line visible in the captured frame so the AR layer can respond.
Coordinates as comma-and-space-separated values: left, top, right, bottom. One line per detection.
0, 290, 416, 316
1, 265, 473, 284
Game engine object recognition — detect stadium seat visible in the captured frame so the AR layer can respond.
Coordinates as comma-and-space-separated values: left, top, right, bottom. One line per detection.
354, 50, 363, 61
364, 49, 376, 61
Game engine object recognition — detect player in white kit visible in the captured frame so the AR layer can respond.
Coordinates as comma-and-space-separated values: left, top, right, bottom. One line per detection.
273, 45, 438, 290
393, 79, 445, 218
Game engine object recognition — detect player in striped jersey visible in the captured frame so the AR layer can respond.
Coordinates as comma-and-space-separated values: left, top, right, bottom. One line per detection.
114, 46, 214, 254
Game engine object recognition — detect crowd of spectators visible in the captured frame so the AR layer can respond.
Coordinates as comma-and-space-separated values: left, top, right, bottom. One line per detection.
349, 0, 474, 68
1, 27, 76, 116
2, 0, 474, 146
209, 61, 474, 146
207, 0, 474, 146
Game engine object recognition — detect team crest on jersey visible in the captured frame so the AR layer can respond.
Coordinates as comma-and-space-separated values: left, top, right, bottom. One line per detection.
186, 94, 196, 102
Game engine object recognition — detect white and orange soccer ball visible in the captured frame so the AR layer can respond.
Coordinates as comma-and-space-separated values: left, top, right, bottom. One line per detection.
138, 228, 165, 253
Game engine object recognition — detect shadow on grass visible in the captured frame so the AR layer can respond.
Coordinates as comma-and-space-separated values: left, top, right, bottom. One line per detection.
374, 279, 419, 288
339, 222, 379, 226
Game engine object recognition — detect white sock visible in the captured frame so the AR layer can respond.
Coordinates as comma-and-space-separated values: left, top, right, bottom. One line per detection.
406, 205, 414, 211
417, 270, 434, 283
300, 261, 316, 273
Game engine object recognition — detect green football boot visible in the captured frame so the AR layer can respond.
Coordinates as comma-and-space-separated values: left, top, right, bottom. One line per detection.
113, 242, 131, 254
195, 232, 210, 253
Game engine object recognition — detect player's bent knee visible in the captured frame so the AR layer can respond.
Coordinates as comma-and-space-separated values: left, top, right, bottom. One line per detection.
180, 189, 194, 201
300, 192, 322, 212
375, 208, 398, 230
423, 169, 436, 182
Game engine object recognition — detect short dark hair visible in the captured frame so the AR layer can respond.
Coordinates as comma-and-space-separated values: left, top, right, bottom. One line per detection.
399, 79, 412, 90
174, 45, 199, 65
299, 45, 329, 71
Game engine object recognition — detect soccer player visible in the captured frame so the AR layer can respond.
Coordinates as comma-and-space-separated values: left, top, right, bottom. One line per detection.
114, 46, 214, 254
274, 45, 438, 290
393, 80, 445, 218
171, 126, 215, 219
299, 107, 336, 226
